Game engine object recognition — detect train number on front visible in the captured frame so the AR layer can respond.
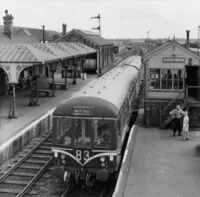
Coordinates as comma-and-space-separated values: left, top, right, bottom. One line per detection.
75, 150, 90, 162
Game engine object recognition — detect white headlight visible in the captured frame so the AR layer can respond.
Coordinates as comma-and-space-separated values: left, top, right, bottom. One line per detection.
100, 157, 105, 162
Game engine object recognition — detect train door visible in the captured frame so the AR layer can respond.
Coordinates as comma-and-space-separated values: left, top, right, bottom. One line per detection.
0, 68, 6, 96
185, 66, 199, 99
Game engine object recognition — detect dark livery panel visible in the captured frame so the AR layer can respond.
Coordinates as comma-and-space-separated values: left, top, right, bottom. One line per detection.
52, 55, 142, 187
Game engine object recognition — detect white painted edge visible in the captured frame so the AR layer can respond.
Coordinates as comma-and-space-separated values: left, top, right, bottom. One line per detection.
0, 78, 97, 153
0, 108, 55, 153
112, 125, 137, 197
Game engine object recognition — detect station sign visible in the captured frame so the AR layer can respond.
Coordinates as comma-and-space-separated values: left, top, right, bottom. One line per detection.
73, 107, 93, 116
162, 57, 185, 63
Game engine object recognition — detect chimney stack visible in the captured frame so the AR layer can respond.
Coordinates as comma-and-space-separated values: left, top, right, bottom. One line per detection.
186, 30, 190, 48
3, 10, 14, 38
62, 23, 67, 36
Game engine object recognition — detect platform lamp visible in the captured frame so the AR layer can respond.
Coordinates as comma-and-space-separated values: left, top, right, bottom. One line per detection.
50, 63, 56, 97
29, 64, 40, 106
72, 57, 78, 85
81, 55, 86, 80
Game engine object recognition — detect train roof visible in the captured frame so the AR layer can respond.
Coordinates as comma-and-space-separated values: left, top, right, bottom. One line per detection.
54, 55, 142, 118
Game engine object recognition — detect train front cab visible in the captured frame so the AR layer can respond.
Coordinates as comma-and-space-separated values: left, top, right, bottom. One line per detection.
52, 115, 120, 182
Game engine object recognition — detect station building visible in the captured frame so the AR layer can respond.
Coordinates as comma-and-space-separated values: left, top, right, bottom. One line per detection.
55, 29, 114, 75
142, 38, 200, 128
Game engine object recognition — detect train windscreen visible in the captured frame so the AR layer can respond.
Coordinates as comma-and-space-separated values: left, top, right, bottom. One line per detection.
54, 117, 115, 148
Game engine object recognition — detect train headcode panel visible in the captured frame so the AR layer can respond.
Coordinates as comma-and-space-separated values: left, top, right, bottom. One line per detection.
73, 107, 93, 116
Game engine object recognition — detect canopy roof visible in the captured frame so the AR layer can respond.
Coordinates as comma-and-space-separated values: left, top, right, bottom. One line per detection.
0, 42, 96, 64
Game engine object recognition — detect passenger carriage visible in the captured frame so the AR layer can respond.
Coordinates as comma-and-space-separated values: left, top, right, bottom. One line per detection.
52, 55, 142, 187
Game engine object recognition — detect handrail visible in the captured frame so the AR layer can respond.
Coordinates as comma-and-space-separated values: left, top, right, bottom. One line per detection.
187, 85, 200, 88
162, 89, 185, 113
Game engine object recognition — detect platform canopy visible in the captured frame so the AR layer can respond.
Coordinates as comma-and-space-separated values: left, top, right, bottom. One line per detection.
29, 42, 96, 60
0, 42, 96, 83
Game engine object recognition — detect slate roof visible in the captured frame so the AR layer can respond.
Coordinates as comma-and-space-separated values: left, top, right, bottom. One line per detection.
28, 42, 96, 60
0, 44, 59, 64
24, 28, 52, 41
55, 29, 113, 46
143, 40, 200, 62
0, 34, 39, 44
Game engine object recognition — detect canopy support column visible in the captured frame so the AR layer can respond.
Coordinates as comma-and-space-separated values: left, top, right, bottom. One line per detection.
29, 76, 39, 106
50, 63, 56, 97
63, 60, 68, 90
72, 58, 77, 85
8, 83, 17, 119
81, 56, 86, 80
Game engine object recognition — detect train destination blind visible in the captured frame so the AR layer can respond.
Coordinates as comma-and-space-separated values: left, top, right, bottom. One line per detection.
73, 107, 93, 116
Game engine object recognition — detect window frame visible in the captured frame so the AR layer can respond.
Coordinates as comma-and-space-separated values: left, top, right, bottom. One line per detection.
149, 68, 184, 90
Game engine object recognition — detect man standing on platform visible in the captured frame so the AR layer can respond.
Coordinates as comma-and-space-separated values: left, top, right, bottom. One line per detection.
169, 104, 184, 136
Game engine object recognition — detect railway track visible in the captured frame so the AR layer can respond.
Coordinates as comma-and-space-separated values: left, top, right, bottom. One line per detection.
60, 180, 115, 197
0, 131, 52, 197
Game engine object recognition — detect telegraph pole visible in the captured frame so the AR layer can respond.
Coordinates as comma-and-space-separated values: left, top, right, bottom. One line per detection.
42, 25, 45, 43
198, 26, 200, 55
91, 14, 101, 36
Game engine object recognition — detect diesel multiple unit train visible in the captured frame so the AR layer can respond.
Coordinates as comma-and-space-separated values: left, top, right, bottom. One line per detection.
52, 55, 143, 188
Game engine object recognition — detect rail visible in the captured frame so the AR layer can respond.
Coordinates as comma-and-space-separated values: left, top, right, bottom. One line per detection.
0, 132, 52, 196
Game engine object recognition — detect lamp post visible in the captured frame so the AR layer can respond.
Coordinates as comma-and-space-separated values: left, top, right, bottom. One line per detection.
146, 30, 150, 50
198, 26, 200, 55
50, 63, 56, 97
29, 64, 40, 106
72, 58, 78, 85
8, 82, 17, 119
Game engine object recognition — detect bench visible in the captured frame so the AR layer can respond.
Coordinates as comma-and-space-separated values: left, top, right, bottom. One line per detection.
31, 88, 52, 97
48, 82, 66, 90
31, 77, 52, 97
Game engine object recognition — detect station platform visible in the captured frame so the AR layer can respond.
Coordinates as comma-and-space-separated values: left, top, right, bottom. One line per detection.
0, 75, 97, 162
113, 112, 200, 197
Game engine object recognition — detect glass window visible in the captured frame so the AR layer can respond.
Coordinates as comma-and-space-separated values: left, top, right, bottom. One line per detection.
56, 118, 73, 146
149, 68, 184, 90
161, 69, 172, 89
74, 119, 91, 148
149, 69, 160, 89
93, 120, 113, 148
55, 118, 91, 147
173, 69, 184, 89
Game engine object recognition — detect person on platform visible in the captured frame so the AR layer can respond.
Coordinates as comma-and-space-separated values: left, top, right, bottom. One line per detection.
183, 111, 189, 140
169, 104, 184, 136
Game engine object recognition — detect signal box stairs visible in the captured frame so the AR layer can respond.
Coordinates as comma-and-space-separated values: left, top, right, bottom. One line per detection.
159, 90, 185, 129
159, 103, 185, 129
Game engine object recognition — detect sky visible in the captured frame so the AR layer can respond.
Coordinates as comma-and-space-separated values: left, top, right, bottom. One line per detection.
1, 0, 200, 39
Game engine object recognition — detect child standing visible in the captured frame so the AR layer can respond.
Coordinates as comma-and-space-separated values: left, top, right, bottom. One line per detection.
183, 111, 189, 140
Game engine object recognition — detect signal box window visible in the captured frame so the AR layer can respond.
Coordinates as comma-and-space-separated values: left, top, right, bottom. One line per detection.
161, 69, 172, 89
149, 69, 184, 90
149, 69, 160, 89
174, 69, 183, 89
93, 120, 112, 148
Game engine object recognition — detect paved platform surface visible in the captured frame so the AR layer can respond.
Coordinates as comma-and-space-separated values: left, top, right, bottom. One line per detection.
124, 127, 200, 197
0, 75, 97, 147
